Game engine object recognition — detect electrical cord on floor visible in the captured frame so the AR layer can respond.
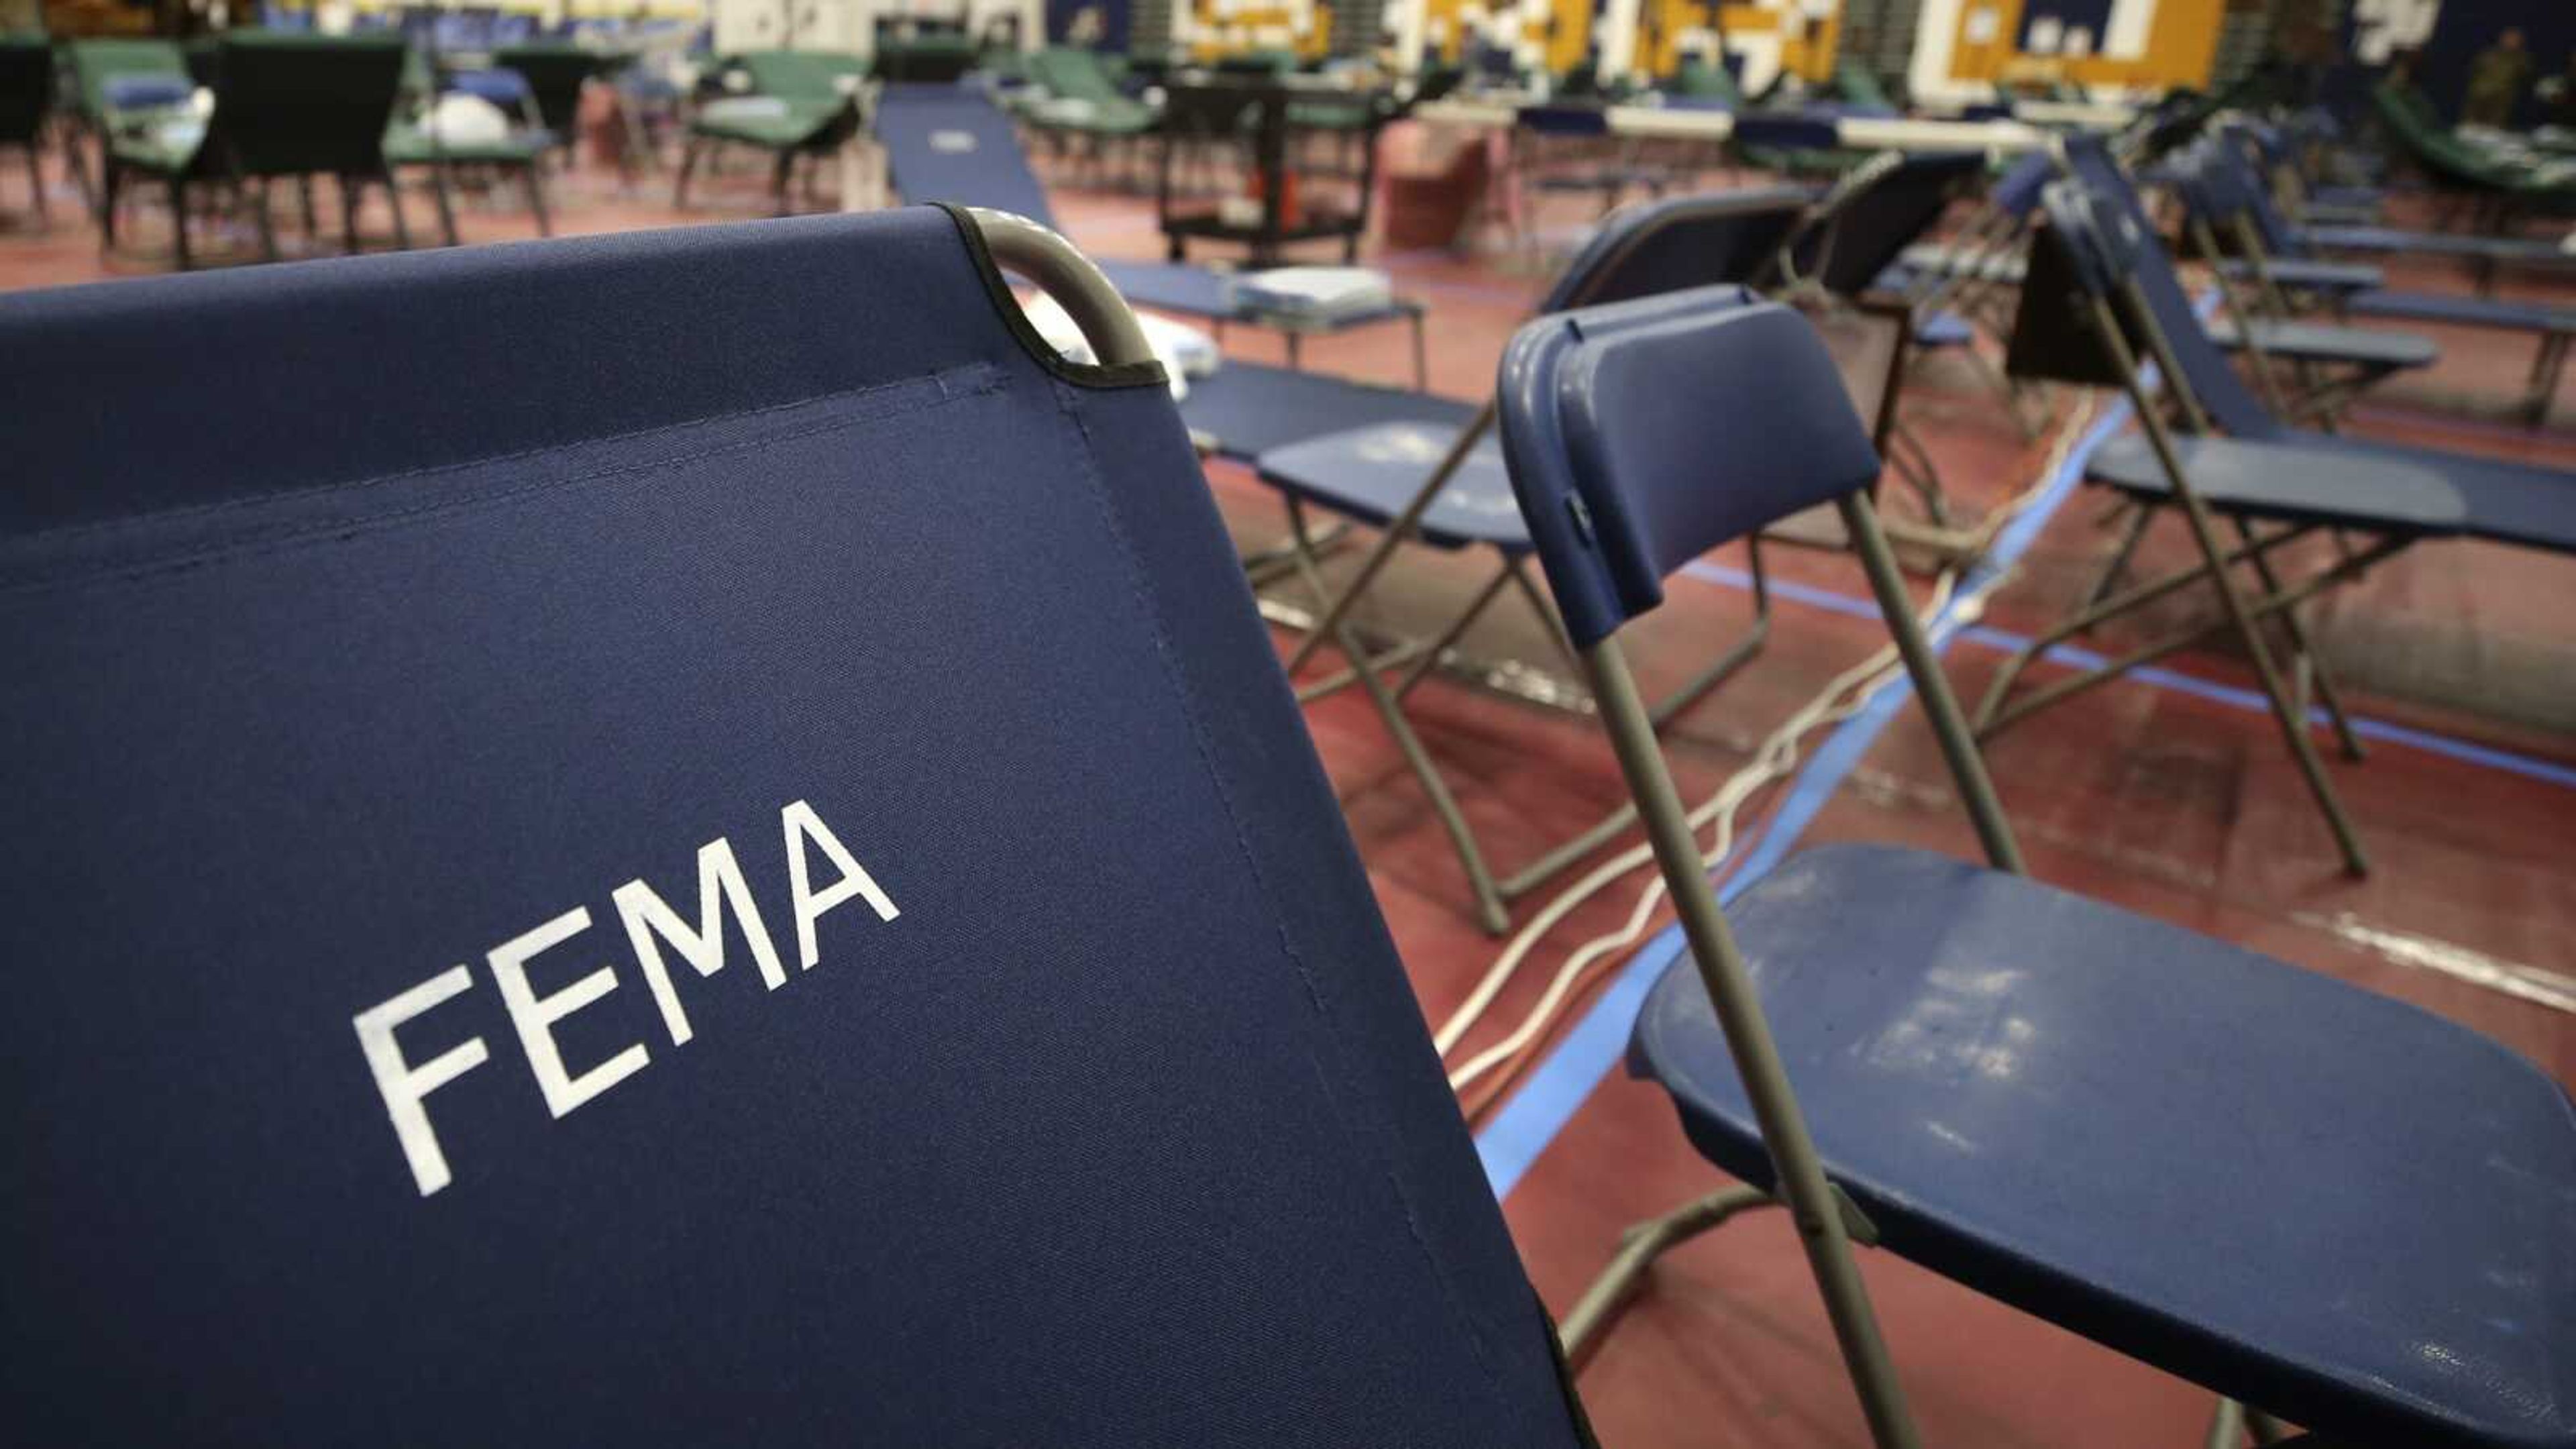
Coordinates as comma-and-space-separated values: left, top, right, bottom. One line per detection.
1441, 396, 2100, 1121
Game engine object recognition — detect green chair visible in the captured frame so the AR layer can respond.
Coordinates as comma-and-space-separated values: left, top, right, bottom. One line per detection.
1020, 46, 1155, 136
1, 34, 50, 226
383, 48, 557, 241
103, 32, 409, 270
62, 37, 191, 223
676, 49, 865, 215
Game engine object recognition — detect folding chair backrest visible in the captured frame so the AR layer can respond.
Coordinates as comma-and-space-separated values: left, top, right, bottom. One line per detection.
213, 32, 407, 178
1537, 185, 1811, 315
2057, 137, 2276, 436
875, 80, 1058, 225
0, 36, 50, 143
0, 207, 1589, 1447
1499, 284, 1879, 646
492, 42, 600, 136
68, 37, 188, 120
1028, 45, 1121, 104
1797, 149, 1984, 297
737, 46, 865, 103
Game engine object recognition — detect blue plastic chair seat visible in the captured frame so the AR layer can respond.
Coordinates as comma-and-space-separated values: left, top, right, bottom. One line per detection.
2216, 256, 2384, 292
2085, 433, 2469, 533
1633, 844, 2576, 1449
1180, 362, 1479, 462
2202, 316, 2438, 370
2347, 288, 2576, 335
2298, 224, 2576, 265
1254, 424, 1525, 550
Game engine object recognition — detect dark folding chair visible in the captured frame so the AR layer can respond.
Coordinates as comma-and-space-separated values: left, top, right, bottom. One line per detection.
1980, 138, 2576, 869
0, 36, 50, 227
1248, 188, 1811, 932
1493, 281, 2576, 1449
102, 32, 412, 269
0, 205, 1597, 1449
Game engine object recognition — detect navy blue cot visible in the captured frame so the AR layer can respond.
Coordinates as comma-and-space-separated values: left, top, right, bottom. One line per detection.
0, 207, 1595, 1448
1489, 282, 2576, 1449
871, 80, 1428, 378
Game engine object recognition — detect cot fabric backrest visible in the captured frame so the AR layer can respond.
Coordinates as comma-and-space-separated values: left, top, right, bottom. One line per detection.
1499, 285, 1880, 647
2058, 137, 2275, 436
875, 80, 1058, 225
215, 32, 407, 178
1538, 185, 1811, 314
0, 207, 1588, 1448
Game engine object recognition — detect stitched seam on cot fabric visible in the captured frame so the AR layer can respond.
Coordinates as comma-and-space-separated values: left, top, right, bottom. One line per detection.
14, 363, 1000, 548
0, 369, 1004, 597
1045, 375, 1506, 1387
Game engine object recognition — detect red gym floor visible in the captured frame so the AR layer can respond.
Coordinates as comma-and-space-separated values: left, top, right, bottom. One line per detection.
6, 144, 2571, 1446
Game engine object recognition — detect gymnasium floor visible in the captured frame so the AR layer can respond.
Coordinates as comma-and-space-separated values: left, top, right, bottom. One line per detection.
7, 144, 2571, 1445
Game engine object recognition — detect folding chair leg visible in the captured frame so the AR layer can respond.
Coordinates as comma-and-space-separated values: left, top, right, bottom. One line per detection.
769, 150, 794, 217
1558, 1185, 1774, 1360
253, 178, 280, 262
1494, 547, 1771, 899
2094, 290, 2368, 876
2204, 1397, 2247, 1449
673, 137, 700, 209
1281, 400, 1497, 679
339, 174, 361, 252
297, 174, 318, 242
167, 177, 191, 270
1283, 498, 1510, 934
1581, 636, 1925, 1449
23, 144, 45, 227
384, 171, 413, 251
425, 166, 460, 247
2233, 517, 2365, 762
523, 160, 552, 237
2082, 501, 2156, 617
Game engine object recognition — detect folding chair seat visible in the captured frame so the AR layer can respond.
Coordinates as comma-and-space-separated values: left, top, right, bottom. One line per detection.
1489, 281, 2576, 1449
1978, 140, 2576, 875
675, 50, 863, 215
1226, 189, 1813, 932
0, 204, 1597, 1448
383, 55, 556, 239
1629, 845, 2576, 1449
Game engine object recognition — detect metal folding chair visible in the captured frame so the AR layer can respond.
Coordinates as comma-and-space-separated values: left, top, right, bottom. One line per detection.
1980, 138, 2576, 876
1258, 188, 1811, 932
1494, 281, 2575, 1449
0, 206, 1597, 1448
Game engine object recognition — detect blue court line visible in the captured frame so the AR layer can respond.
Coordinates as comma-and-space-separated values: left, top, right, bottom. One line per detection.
1676, 564, 2576, 792
1472, 398, 2133, 1198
